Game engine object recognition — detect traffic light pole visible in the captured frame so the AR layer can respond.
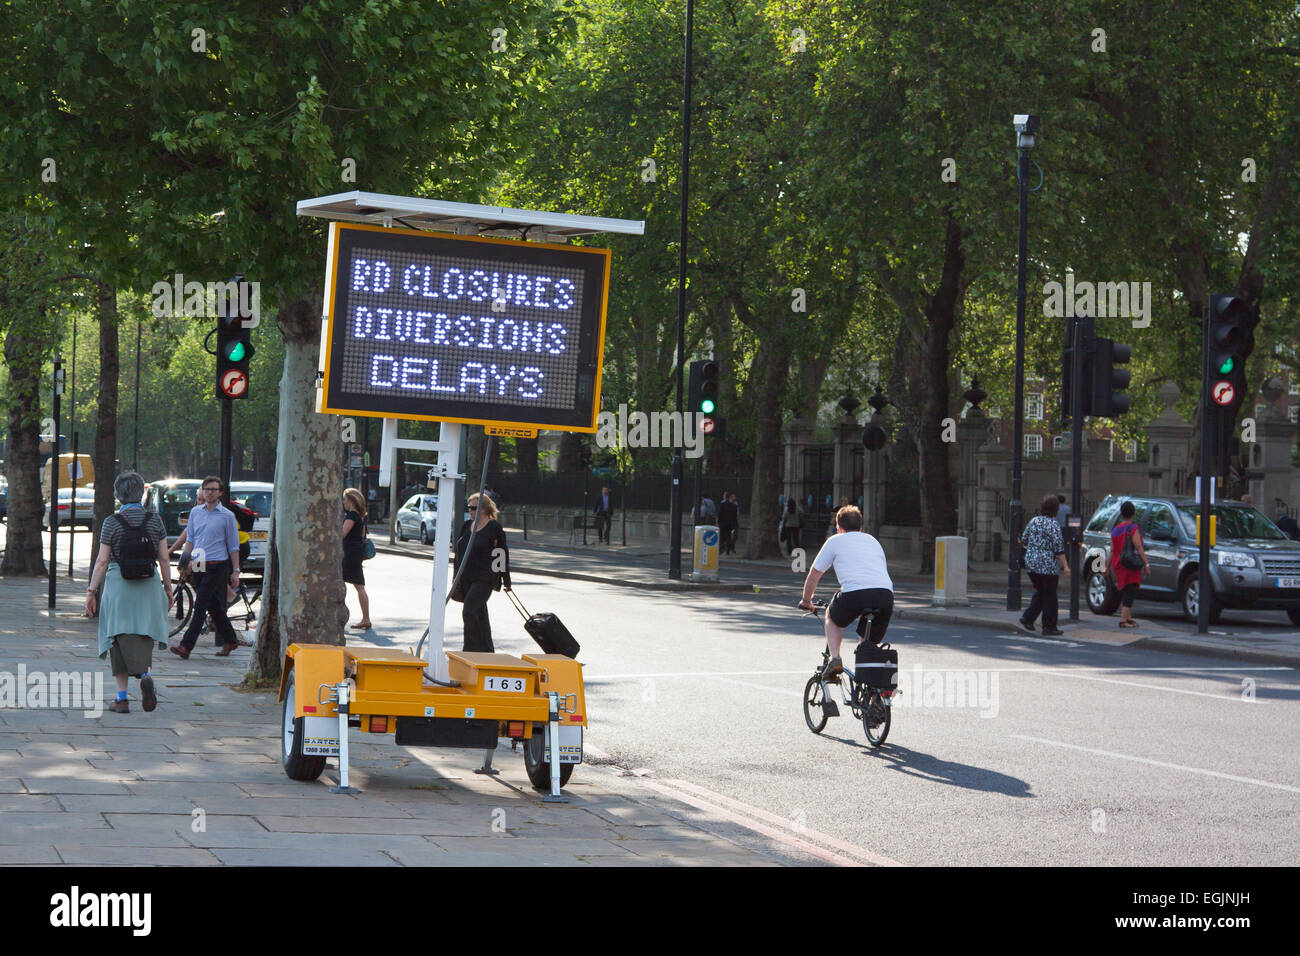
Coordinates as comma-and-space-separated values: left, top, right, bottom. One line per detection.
219, 397, 233, 505
1197, 301, 1212, 634
1068, 316, 1089, 621
1006, 146, 1030, 610
669, 0, 694, 581
48, 359, 62, 610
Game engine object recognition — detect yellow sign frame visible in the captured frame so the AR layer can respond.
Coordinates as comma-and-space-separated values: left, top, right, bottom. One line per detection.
317, 222, 610, 433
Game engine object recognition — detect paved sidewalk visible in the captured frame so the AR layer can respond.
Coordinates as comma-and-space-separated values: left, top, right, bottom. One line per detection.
375, 523, 1300, 668
0, 575, 809, 866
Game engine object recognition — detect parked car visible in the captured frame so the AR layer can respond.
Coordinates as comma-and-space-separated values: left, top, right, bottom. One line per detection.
229, 481, 273, 574
394, 494, 440, 545
0, 474, 7, 521
1082, 494, 1300, 626
43, 487, 98, 529
143, 478, 203, 546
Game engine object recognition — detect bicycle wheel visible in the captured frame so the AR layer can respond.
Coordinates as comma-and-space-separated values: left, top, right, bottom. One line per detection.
862, 690, 891, 746
803, 675, 830, 734
169, 580, 195, 638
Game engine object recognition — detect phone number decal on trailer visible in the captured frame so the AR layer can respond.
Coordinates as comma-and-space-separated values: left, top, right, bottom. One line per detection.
318, 222, 611, 433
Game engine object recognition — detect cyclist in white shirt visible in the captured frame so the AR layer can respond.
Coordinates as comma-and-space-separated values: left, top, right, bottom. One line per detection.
798, 505, 894, 679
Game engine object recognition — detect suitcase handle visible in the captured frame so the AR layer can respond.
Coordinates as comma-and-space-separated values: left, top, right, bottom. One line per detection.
505, 588, 532, 622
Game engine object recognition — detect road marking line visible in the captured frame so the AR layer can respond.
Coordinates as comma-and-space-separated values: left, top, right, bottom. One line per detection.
992, 633, 1083, 647
587, 670, 809, 680
662, 778, 906, 867
630, 776, 865, 867
1001, 669, 1269, 702
1012, 735, 1300, 793
708, 676, 803, 698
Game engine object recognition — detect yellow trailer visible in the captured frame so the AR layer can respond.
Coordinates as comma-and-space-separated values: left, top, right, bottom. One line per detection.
279, 643, 586, 801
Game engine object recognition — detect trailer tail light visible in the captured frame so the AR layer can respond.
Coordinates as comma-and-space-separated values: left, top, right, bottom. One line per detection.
369, 716, 388, 733
507, 721, 525, 739
302, 705, 317, 713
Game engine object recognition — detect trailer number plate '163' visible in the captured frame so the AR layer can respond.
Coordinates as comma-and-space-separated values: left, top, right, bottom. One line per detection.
484, 676, 527, 693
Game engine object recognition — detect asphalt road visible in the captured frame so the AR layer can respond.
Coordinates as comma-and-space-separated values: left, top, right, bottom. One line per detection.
355, 547, 1300, 866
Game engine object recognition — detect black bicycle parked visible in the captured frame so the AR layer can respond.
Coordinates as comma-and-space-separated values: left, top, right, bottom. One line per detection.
801, 600, 898, 746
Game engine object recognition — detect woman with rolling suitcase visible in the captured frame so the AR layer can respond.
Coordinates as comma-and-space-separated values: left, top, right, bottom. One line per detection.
453, 492, 512, 652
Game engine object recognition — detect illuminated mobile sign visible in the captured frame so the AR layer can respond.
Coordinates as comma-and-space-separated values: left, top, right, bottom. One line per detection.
318, 222, 610, 432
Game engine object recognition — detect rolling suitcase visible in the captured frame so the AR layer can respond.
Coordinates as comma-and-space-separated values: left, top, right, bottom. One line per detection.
506, 590, 581, 659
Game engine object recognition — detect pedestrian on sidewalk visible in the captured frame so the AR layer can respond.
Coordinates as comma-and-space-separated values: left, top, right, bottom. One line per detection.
1055, 495, 1071, 531
1276, 509, 1300, 541
1109, 500, 1149, 629
85, 471, 172, 714
343, 488, 371, 630
169, 476, 242, 659
718, 492, 738, 554
453, 492, 512, 652
780, 498, 802, 554
593, 485, 614, 544
827, 496, 850, 538
1018, 494, 1069, 636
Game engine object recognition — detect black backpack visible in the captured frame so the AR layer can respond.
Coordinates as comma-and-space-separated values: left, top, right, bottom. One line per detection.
113, 510, 156, 580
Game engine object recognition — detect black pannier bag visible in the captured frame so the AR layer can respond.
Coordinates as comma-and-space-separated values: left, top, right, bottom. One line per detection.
114, 510, 157, 580
506, 590, 580, 659
854, 642, 898, 690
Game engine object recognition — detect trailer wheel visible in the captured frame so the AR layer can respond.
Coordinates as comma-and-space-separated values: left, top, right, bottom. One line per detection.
282, 667, 326, 781
523, 728, 574, 790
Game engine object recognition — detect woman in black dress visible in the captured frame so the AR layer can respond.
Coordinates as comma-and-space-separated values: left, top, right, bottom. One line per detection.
342, 488, 371, 630
453, 492, 512, 653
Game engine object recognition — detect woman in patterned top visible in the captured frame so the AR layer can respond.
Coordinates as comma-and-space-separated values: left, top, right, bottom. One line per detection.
1018, 494, 1070, 636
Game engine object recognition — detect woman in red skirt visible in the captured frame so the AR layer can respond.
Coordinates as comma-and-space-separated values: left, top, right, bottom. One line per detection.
1109, 500, 1149, 628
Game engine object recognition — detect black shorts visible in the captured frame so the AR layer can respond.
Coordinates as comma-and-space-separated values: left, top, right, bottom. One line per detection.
828, 588, 893, 643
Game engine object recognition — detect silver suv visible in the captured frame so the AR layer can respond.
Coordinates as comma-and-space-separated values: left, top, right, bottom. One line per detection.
1082, 494, 1300, 626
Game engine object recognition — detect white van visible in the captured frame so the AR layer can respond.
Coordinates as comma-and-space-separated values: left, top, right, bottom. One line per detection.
229, 481, 274, 574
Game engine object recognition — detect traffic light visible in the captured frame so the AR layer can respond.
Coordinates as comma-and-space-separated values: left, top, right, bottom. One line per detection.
215, 278, 255, 401
688, 359, 720, 419
1090, 336, 1132, 417
1207, 293, 1257, 419
1061, 316, 1094, 425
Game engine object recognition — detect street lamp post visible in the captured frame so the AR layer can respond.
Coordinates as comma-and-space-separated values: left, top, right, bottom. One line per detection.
1006, 113, 1039, 611
668, 0, 694, 580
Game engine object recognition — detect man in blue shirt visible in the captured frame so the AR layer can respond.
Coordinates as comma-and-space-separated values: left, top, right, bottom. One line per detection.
169, 476, 242, 659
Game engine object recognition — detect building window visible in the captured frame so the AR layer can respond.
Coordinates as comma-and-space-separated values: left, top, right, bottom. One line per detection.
1025, 393, 1044, 421
1025, 434, 1043, 457
1290, 405, 1299, 424
1125, 439, 1138, 463
1052, 435, 1065, 450
1289, 378, 1299, 396
1255, 404, 1267, 421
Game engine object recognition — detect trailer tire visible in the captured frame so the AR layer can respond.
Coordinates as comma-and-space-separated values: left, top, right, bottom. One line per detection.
523, 728, 574, 791
282, 667, 327, 782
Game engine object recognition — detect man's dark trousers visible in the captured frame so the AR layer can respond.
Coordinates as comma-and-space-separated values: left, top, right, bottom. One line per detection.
179, 559, 240, 650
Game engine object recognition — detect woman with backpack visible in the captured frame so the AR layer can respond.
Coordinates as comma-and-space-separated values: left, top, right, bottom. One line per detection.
85, 471, 173, 714
1109, 499, 1149, 629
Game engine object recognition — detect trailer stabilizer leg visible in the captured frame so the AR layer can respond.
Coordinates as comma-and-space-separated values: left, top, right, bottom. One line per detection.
474, 748, 501, 775
328, 681, 360, 795
542, 691, 568, 804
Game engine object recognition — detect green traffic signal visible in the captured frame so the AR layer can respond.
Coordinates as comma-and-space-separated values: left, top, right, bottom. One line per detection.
228, 341, 247, 362
701, 399, 715, 414
1217, 356, 1235, 375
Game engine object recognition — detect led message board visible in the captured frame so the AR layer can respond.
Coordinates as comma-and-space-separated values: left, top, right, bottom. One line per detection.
318, 222, 610, 432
